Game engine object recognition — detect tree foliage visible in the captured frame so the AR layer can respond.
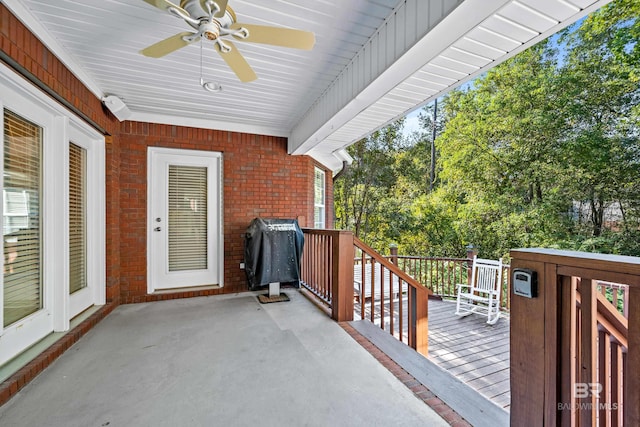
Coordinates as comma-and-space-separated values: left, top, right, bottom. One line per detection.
333, 120, 405, 249
334, 0, 640, 259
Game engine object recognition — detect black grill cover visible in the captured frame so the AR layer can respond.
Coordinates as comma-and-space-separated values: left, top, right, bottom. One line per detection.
244, 218, 304, 290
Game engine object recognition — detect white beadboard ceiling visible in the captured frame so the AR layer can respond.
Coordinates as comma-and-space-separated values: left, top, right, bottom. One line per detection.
5, 0, 613, 170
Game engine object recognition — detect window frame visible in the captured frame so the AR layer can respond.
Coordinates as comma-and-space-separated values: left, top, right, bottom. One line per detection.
314, 167, 326, 229
66, 124, 106, 319
0, 62, 105, 366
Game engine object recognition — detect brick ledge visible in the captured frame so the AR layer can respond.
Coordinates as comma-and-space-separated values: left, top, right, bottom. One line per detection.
340, 322, 472, 427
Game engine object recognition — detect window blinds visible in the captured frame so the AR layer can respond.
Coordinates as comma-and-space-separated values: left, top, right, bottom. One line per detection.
167, 165, 208, 272
3, 109, 42, 327
314, 168, 325, 229
69, 143, 86, 294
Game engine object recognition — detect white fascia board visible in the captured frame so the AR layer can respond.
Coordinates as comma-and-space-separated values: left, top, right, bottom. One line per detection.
289, 0, 512, 156
3, 0, 105, 100
306, 149, 342, 172
291, 0, 614, 159
129, 111, 290, 138
345, 0, 615, 148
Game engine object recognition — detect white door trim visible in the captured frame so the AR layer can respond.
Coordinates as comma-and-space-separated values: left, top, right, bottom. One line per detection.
147, 147, 223, 293
0, 62, 105, 366
67, 123, 106, 319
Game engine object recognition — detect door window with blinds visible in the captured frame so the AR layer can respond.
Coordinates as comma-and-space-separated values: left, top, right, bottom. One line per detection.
168, 165, 208, 271
147, 147, 222, 291
2, 109, 42, 327
69, 143, 86, 294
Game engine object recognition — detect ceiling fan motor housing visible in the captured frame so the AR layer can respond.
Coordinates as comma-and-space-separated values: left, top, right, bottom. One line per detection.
141, 0, 315, 83
180, 0, 235, 24
202, 21, 221, 40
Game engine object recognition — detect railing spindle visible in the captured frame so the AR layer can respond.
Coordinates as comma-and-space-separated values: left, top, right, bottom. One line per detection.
399, 278, 404, 343
579, 278, 598, 425
389, 268, 394, 337
379, 262, 384, 330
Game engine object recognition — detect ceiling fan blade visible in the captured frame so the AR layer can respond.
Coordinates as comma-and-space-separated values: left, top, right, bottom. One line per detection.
140, 32, 196, 58
142, 0, 189, 15
200, 0, 228, 18
214, 41, 257, 83
230, 23, 315, 50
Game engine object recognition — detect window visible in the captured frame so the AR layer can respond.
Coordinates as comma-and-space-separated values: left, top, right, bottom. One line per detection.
0, 62, 105, 366
168, 165, 208, 271
314, 167, 325, 229
69, 143, 86, 294
3, 109, 42, 326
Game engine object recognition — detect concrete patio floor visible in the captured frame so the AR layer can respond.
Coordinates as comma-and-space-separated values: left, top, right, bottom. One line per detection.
0, 291, 446, 427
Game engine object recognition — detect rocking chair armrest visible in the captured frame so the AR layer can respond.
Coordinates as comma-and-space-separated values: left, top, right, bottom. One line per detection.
456, 283, 471, 290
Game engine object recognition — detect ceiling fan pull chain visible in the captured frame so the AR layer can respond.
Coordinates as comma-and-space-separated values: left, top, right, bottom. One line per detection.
199, 38, 222, 92
200, 39, 204, 81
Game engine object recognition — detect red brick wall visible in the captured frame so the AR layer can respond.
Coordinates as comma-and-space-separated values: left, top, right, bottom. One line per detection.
118, 122, 323, 301
0, 4, 334, 404
1, 3, 334, 304
0, 4, 116, 133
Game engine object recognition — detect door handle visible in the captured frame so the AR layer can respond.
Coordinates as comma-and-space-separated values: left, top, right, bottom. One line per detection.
154, 227, 161, 232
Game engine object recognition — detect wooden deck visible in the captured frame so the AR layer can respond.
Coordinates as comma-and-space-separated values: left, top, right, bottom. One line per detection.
427, 299, 510, 410
355, 298, 510, 410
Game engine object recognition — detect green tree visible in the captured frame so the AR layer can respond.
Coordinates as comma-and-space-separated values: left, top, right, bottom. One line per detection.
334, 119, 404, 250
435, 42, 571, 258
333, 0, 640, 258
558, 0, 640, 237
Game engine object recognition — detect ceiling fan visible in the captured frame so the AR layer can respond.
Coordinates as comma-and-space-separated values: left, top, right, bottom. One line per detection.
140, 0, 316, 82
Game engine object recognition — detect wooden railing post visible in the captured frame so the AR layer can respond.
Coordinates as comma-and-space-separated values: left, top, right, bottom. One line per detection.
389, 244, 398, 266
510, 248, 640, 426
466, 244, 477, 285
509, 250, 549, 426
628, 285, 640, 424
408, 285, 429, 357
331, 231, 354, 322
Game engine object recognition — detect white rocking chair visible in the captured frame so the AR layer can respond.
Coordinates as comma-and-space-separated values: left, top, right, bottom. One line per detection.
455, 256, 503, 325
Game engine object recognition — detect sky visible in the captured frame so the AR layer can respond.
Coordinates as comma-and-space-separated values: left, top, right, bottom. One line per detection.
403, 109, 422, 136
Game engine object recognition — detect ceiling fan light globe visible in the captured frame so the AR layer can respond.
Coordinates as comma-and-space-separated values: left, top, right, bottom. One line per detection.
202, 81, 222, 92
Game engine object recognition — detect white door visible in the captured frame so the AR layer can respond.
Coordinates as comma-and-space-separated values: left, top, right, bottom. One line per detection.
147, 148, 223, 292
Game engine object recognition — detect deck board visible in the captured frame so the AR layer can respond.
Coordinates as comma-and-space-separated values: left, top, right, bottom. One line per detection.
428, 300, 511, 410
355, 298, 511, 410
350, 319, 510, 427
